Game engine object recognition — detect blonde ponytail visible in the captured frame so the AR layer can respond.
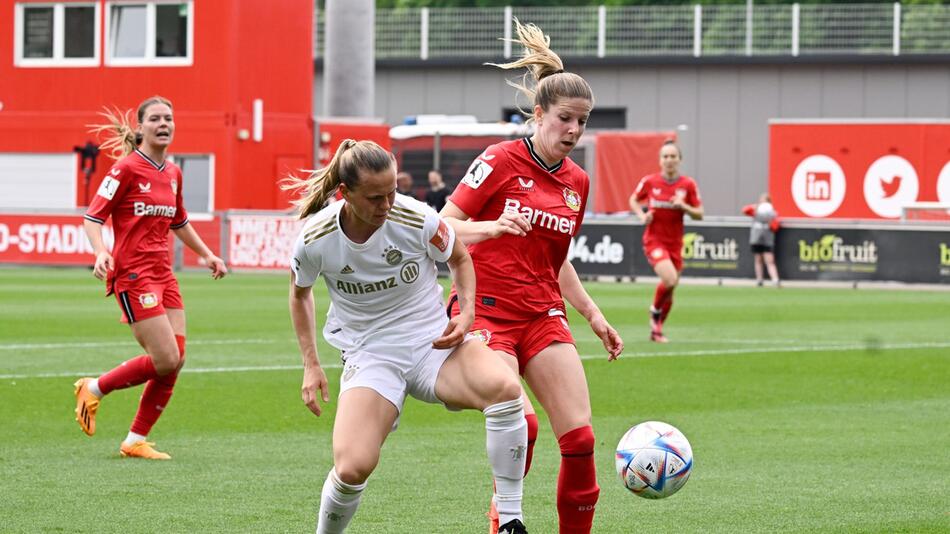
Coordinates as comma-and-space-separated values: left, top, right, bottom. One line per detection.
89, 96, 174, 160
489, 19, 593, 119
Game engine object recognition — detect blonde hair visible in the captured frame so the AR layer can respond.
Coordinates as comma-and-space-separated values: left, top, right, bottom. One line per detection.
89, 95, 173, 160
489, 19, 593, 121
282, 139, 395, 219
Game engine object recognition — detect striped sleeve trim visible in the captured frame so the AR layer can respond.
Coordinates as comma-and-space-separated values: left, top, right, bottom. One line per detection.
170, 219, 189, 230
84, 214, 105, 224
386, 214, 424, 230
390, 205, 425, 224
303, 223, 338, 245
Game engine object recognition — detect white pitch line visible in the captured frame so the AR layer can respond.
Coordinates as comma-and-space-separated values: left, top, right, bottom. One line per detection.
0, 338, 282, 351
1, 340, 947, 381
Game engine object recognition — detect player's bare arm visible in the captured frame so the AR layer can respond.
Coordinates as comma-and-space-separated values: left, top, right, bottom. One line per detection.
433, 236, 476, 349
172, 224, 228, 279
82, 219, 114, 280
440, 200, 530, 244
288, 274, 329, 416
629, 194, 652, 225
558, 259, 624, 360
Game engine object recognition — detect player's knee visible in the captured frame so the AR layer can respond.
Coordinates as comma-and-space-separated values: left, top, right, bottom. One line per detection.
491, 374, 522, 405
153, 349, 180, 376
334, 459, 375, 486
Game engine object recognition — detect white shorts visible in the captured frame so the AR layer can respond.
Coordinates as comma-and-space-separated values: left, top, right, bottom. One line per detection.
337, 340, 456, 430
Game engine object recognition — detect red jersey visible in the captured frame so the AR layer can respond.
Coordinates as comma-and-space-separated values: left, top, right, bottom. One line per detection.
633, 173, 701, 245
84, 149, 188, 291
449, 138, 588, 321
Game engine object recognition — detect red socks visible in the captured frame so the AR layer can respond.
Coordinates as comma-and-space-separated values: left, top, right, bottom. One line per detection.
97, 355, 158, 395
523, 413, 539, 476
654, 283, 675, 322
130, 335, 185, 436
557, 425, 600, 534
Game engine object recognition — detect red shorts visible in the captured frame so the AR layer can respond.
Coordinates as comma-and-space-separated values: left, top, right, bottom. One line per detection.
643, 240, 683, 272
111, 270, 183, 324
449, 299, 575, 375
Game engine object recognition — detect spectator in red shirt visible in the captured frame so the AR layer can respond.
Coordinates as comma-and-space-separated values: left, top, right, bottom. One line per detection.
74, 96, 227, 460
629, 140, 704, 343
441, 20, 623, 534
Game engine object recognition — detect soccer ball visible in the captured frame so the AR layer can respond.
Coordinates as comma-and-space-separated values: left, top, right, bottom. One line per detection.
615, 421, 693, 499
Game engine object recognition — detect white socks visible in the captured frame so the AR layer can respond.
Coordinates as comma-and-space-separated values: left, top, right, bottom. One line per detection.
123, 431, 147, 446
484, 398, 527, 527
88, 378, 103, 398
316, 468, 366, 534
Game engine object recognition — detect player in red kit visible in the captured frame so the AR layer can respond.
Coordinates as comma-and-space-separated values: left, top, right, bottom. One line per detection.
629, 140, 704, 343
441, 20, 623, 534
74, 96, 227, 459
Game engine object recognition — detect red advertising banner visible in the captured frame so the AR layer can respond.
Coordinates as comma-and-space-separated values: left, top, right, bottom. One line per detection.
0, 213, 112, 266
594, 131, 676, 214
769, 121, 950, 219
227, 213, 304, 270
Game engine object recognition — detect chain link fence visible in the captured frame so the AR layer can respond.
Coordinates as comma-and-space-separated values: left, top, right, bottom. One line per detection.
315, 3, 950, 59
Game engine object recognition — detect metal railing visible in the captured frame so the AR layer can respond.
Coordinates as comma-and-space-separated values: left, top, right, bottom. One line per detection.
315, 3, 950, 60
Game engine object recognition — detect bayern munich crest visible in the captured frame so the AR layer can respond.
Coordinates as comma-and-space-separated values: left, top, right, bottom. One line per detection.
383, 245, 403, 265
563, 188, 581, 212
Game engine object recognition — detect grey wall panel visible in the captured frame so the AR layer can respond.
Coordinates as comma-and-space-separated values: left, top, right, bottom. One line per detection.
657, 67, 700, 177
820, 66, 866, 117
695, 69, 740, 213
907, 68, 950, 118
737, 67, 781, 207
623, 68, 660, 130
316, 62, 949, 215
778, 67, 822, 118
863, 67, 908, 117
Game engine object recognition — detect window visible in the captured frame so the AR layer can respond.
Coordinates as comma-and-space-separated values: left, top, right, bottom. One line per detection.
14, 3, 99, 67
173, 154, 215, 214
0, 154, 77, 209
106, 1, 193, 66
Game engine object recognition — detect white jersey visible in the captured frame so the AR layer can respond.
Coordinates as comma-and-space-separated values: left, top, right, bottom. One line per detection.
291, 194, 456, 353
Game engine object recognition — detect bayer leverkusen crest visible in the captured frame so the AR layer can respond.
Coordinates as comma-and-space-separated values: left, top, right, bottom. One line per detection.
170, 179, 178, 195
563, 188, 581, 212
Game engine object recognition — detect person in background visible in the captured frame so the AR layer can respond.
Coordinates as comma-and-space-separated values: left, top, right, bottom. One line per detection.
742, 193, 781, 287
285, 139, 528, 534
74, 96, 227, 460
628, 140, 704, 343
396, 171, 415, 197
441, 20, 623, 534
424, 169, 452, 213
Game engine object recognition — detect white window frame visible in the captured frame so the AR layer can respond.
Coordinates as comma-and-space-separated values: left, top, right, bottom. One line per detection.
169, 153, 215, 215
14, 2, 101, 68
104, 1, 194, 67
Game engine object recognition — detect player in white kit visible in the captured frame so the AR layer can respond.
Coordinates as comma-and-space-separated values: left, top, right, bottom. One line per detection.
286, 140, 529, 534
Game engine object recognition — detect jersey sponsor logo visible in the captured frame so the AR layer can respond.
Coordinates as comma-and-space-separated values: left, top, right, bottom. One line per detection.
340, 265, 354, 274
97, 176, 121, 200
503, 198, 576, 235
461, 159, 494, 190
336, 277, 397, 295
133, 202, 177, 217
517, 177, 534, 190
563, 188, 581, 212
139, 293, 158, 309
383, 245, 403, 265
399, 261, 420, 284
429, 220, 450, 252
138, 182, 151, 194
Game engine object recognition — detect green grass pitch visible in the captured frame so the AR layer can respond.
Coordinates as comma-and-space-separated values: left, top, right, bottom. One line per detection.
1, 267, 948, 533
